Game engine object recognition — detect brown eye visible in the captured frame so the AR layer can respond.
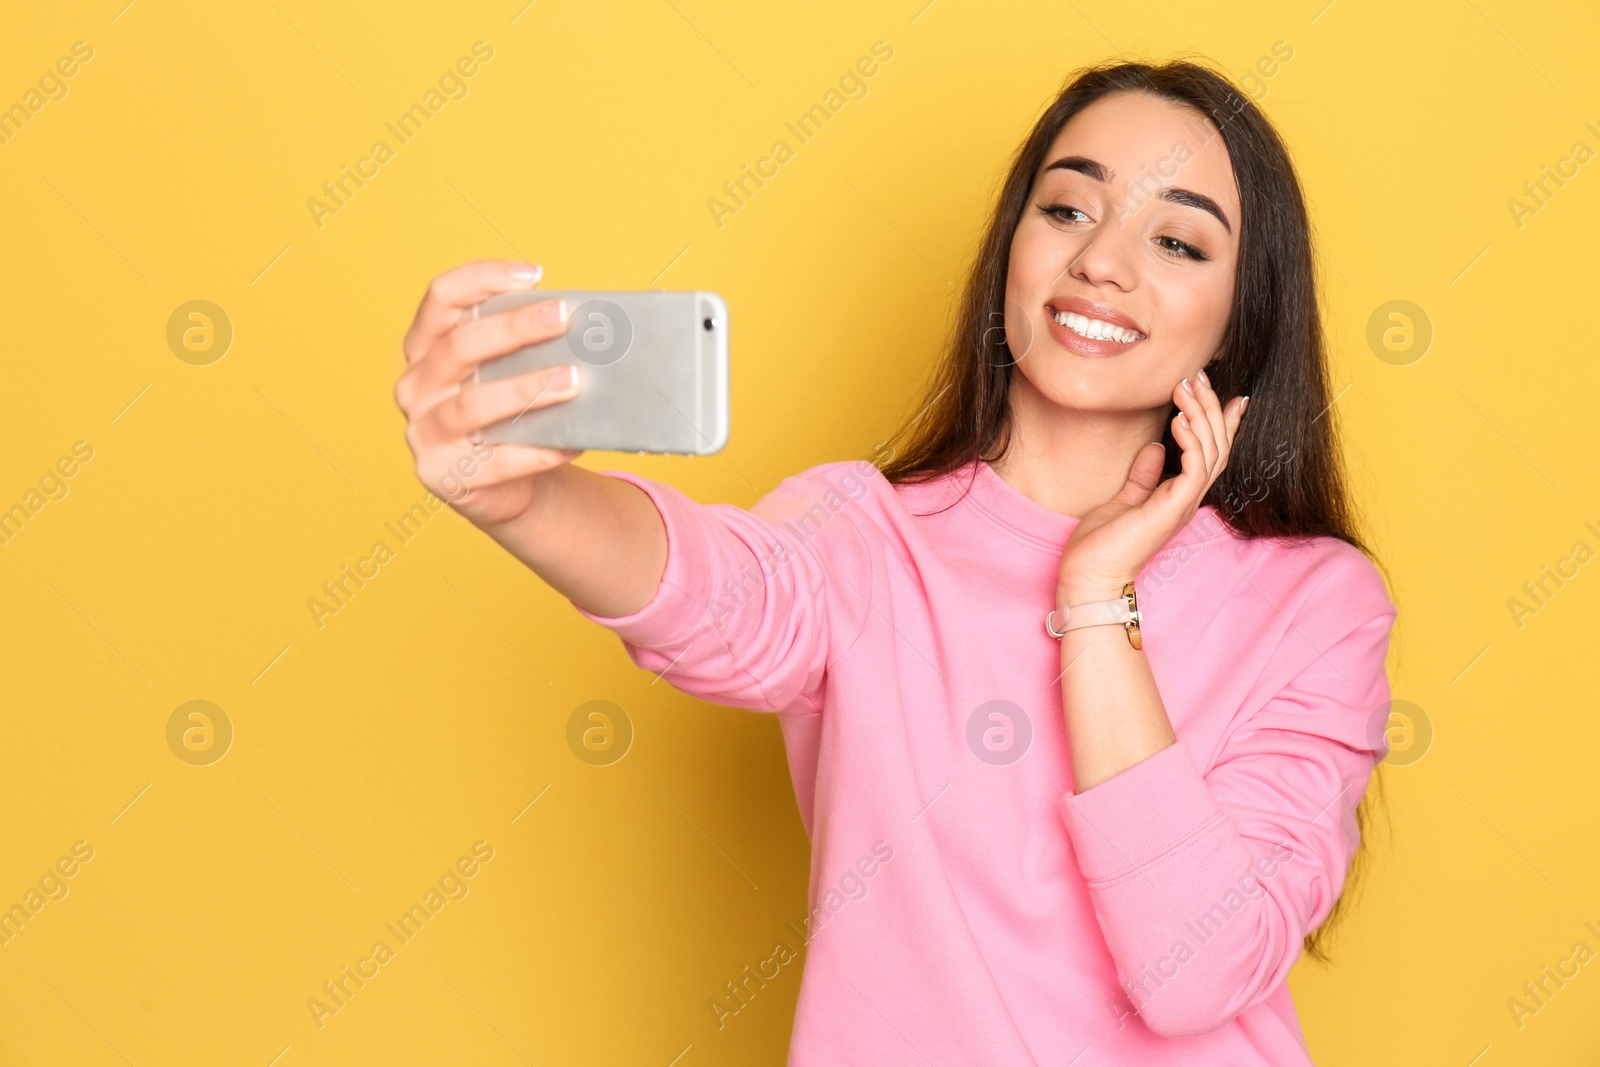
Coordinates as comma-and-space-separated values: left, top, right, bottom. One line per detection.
1040, 203, 1088, 224
1156, 235, 1208, 262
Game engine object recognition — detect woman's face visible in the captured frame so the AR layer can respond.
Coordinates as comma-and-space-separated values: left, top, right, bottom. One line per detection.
1003, 91, 1241, 416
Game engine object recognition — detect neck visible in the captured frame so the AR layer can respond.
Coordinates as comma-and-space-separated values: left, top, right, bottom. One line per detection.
987, 371, 1171, 518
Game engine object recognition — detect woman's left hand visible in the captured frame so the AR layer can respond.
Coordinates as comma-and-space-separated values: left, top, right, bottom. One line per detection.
1056, 369, 1249, 602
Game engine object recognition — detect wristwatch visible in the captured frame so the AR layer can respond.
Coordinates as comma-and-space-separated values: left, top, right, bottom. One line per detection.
1045, 581, 1142, 649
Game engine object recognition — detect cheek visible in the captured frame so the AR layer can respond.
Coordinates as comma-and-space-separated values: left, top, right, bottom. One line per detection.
1004, 222, 1051, 296
1003, 238, 1026, 300
1153, 266, 1233, 352
1181, 278, 1234, 341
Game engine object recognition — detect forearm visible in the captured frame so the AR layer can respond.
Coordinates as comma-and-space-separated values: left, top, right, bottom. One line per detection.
478, 463, 668, 619
1057, 580, 1176, 793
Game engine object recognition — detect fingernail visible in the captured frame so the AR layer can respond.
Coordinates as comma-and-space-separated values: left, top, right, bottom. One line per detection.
510, 264, 542, 282
553, 365, 578, 391
1181, 377, 1193, 394
1241, 395, 1250, 412
537, 298, 569, 326
1197, 368, 1210, 388
1180, 413, 1191, 428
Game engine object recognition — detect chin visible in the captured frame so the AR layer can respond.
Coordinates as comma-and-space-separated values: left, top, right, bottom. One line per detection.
1019, 370, 1123, 412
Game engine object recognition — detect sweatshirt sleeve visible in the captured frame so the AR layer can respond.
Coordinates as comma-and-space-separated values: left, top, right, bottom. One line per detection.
1057, 548, 1397, 1039
570, 464, 875, 716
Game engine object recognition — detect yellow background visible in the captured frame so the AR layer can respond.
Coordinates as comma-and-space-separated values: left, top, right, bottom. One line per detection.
1, 0, 1596, 1063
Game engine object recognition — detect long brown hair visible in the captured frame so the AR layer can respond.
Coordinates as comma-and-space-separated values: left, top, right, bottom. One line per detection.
870, 57, 1392, 964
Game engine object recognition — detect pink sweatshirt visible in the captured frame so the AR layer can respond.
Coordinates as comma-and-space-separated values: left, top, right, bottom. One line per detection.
574, 457, 1397, 1065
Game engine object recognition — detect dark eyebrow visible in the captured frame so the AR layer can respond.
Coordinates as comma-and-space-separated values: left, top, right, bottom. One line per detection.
1043, 155, 1232, 235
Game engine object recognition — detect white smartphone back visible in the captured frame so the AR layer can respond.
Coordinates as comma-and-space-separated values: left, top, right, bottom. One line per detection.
470, 289, 729, 455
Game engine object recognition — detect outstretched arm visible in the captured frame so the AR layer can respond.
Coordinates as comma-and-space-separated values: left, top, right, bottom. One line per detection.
395, 259, 872, 711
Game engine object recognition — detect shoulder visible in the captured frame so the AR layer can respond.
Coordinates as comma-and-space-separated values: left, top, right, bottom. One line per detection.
749, 459, 891, 520
738, 459, 894, 563
784, 458, 887, 497
1237, 528, 1396, 637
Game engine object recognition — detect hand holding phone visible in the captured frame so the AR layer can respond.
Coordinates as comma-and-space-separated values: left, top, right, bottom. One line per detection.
472, 288, 729, 456
394, 260, 590, 528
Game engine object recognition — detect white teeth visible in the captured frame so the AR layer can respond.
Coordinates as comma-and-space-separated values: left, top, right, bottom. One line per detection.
1052, 309, 1142, 344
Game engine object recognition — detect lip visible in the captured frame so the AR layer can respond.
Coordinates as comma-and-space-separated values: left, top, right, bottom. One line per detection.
1043, 296, 1147, 358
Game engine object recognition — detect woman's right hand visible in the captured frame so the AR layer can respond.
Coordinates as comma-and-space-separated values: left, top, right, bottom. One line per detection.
394, 259, 583, 528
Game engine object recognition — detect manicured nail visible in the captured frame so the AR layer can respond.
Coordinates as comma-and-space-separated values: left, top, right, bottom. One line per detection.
1197, 368, 1210, 388
1241, 395, 1250, 412
1181, 377, 1193, 394
510, 264, 542, 282
553, 365, 578, 391
536, 298, 569, 326
1180, 413, 1191, 428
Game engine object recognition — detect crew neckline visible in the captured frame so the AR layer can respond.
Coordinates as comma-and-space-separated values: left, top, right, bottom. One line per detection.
965, 458, 1080, 551
955, 458, 1230, 555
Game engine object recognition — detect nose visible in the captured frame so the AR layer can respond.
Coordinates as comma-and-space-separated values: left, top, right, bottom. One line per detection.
1061, 215, 1136, 294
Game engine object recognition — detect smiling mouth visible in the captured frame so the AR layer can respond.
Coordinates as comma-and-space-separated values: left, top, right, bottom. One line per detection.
1046, 305, 1146, 345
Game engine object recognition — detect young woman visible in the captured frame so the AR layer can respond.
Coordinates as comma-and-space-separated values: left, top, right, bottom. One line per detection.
395, 58, 1397, 1066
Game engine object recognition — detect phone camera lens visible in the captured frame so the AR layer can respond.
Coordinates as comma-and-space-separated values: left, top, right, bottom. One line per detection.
703, 317, 715, 331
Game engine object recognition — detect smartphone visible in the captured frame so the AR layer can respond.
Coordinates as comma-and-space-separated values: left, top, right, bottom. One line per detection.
469, 289, 729, 455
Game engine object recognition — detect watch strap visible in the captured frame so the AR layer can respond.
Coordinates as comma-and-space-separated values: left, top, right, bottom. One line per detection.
1045, 581, 1143, 648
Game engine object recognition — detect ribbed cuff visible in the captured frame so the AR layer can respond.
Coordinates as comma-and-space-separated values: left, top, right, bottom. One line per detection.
1059, 738, 1226, 885
570, 470, 717, 650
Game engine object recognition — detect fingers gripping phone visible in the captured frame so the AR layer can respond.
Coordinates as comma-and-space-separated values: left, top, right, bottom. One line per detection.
469, 289, 730, 455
